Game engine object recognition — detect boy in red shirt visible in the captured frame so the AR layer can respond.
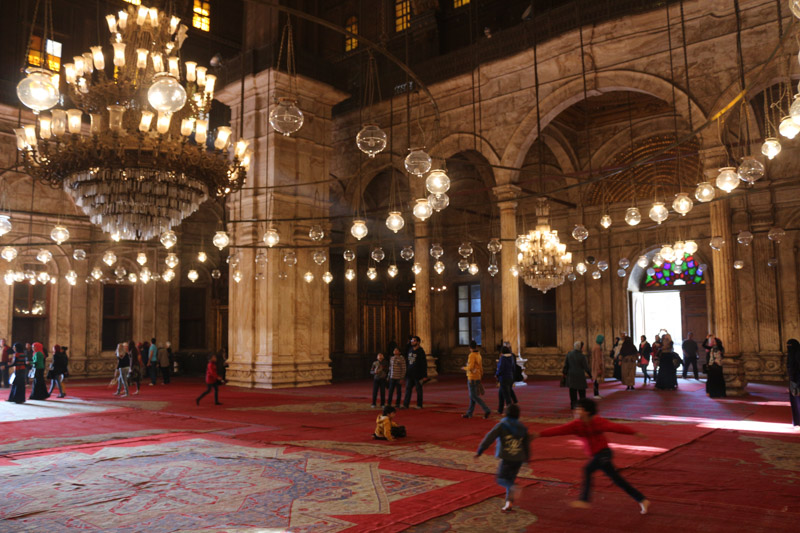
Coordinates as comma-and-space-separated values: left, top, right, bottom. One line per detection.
535, 398, 650, 514
196, 354, 222, 406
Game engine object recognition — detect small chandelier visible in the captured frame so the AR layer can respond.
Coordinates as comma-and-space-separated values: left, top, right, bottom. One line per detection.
14, 4, 248, 242
516, 199, 573, 293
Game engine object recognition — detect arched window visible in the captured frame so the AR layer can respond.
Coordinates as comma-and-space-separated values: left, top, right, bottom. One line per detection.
454, 0, 471, 7
192, 0, 211, 32
345, 16, 358, 52
645, 253, 706, 288
395, 0, 411, 32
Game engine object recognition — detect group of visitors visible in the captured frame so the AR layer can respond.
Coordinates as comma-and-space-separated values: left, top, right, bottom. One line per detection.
2, 339, 70, 404
369, 335, 428, 410
111, 338, 173, 397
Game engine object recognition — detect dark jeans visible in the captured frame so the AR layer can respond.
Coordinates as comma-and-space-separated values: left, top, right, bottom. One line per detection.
148, 364, 158, 385
496, 460, 523, 502
498, 383, 518, 413
581, 448, 645, 503
160, 366, 171, 384
371, 378, 386, 406
48, 373, 65, 395
640, 364, 651, 382
683, 357, 698, 379
593, 379, 600, 396
568, 388, 586, 409
197, 382, 219, 404
403, 377, 423, 408
466, 379, 490, 416
388, 379, 403, 406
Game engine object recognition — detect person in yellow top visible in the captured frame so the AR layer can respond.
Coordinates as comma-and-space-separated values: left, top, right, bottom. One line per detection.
462, 340, 491, 419
373, 406, 406, 441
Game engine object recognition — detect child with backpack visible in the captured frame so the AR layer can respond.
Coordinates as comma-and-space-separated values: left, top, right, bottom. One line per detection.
475, 404, 531, 512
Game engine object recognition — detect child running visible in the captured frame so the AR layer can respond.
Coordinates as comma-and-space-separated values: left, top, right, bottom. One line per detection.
534, 398, 650, 514
475, 404, 530, 512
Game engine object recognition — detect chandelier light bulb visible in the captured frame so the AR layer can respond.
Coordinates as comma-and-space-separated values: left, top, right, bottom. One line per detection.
737, 157, 765, 185
385, 211, 405, 233
17, 68, 60, 112
404, 148, 432, 176
350, 219, 368, 240
428, 193, 450, 212
624, 207, 641, 226
356, 124, 388, 157
197, 251, 207, 262
345, 268, 356, 281
262, 228, 280, 248
136, 252, 147, 265
165, 252, 179, 268
425, 169, 451, 195
413, 198, 433, 221
715, 167, 740, 193
1, 246, 18, 262
672, 193, 693, 216
50, 224, 70, 244
388, 264, 398, 278
269, 98, 304, 136
761, 137, 781, 160
575, 262, 587, 275
309, 225, 325, 241
367, 267, 378, 280
600, 214, 612, 229
303, 271, 314, 283
694, 181, 715, 202
322, 271, 333, 284
400, 246, 414, 261
636, 255, 649, 269
160, 230, 177, 249
370, 247, 385, 262
147, 72, 187, 114
212, 231, 230, 250
468, 263, 480, 276
101, 250, 116, 266
412, 262, 422, 275
648, 202, 669, 224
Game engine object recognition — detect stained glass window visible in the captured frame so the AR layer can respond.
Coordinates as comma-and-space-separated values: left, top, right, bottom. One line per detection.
645, 254, 706, 288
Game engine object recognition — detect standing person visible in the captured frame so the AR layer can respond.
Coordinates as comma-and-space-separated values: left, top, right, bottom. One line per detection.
705, 342, 726, 399
114, 342, 130, 397
638, 335, 652, 386
475, 404, 531, 513
498, 343, 519, 413
7, 343, 28, 403
196, 354, 222, 405
127, 341, 142, 395
462, 340, 491, 419
158, 343, 171, 384
535, 398, 650, 514
147, 338, 158, 386
48, 344, 68, 398
0, 338, 10, 388
564, 341, 591, 409
682, 332, 700, 380
369, 353, 388, 408
402, 336, 427, 409
591, 335, 605, 398
387, 347, 406, 408
496, 346, 516, 414
655, 340, 681, 390
786, 339, 800, 427
29, 342, 50, 400
702, 334, 722, 366
651, 335, 662, 381
611, 336, 623, 381
620, 336, 638, 391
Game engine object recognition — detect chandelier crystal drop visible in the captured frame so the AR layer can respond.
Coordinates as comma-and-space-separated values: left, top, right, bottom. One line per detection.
269, 98, 304, 136
312, 250, 327, 265
737, 230, 753, 246
468, 263, 480, 276
160, 231, 177, 249
458, 242, 473, 258
50, 224, 70, 244
356, 124, 387, 157
636, 255, 649, 269
430, 243, 444, 259
351, 219, 368, 240
761, 137, 781, 160
737, 157, 765, 185
15, 4, 247, 242
371, 247, 385, 262
343, 249, 356, 262
648, 202, 669, 224
599, 214, 612, 229
425, 169, 450, 195
716, 167, 740, 193
212, 231, 230, 250
428, 193, 449, 212
197, 251, 207, 262
309, 225, 325, 241
672, 193, 693, 216
433, 261, 445, 274
385, 211, 405, 233
366, 267, 378, 280
263, 227, 280, 248
571, 224, 589, 242
516, 199, 573, 293
413, 198, 433, 221
322, 271, 333, 284
165, 252, 179, 268
400, 246, 414, 261
1, 246, 18, 262
404, 148, 432, 177
387, 264, 398, 278
0, 215, 11, 236
345, 268, 356, 281
624, 207, 641, 226
695, 181, 715, 202
187, 269, 199, 283
303, 271, 314, 283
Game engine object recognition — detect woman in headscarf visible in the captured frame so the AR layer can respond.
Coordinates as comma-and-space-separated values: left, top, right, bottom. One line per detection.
705, 337, 726, 399
7, 343, 28, 403
786, 338, 800, 427
619, 336, 638, 391
591, 335, 605, 398
564, 341, 591, 409
29, 342, 50, 400
655, 339, 681, 390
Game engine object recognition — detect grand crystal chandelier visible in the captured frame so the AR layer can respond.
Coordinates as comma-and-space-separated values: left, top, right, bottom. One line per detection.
516, 199, 573, 293
14, 2, 249, 241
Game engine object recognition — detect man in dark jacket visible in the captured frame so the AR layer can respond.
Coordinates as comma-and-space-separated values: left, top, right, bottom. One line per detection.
402, 336, 427, 409
682, 332, 699, 379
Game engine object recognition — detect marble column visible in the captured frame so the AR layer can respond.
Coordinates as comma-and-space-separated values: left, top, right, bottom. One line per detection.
413, 220, 436, 377
710, 198, 747, 395
494, 185, 522, 354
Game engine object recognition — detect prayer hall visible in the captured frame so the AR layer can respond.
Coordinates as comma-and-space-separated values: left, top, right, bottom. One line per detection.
1, 0, 799, 531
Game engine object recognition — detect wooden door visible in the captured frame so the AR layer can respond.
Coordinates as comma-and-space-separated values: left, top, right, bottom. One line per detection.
680, 289, 708, 341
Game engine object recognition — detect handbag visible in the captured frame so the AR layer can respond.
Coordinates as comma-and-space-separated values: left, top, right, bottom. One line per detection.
28, 368, 36, 379
476, 381, 485, 396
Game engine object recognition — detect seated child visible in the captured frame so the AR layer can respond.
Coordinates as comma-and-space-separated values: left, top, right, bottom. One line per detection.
373, 405, 406, 441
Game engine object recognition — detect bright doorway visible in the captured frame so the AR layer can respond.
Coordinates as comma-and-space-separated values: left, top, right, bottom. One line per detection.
632, 290, 683, 344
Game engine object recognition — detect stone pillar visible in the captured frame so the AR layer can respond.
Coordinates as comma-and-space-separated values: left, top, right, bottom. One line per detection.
217, 70, 347, 388
413, 220, 436, 377
710, 198, 747, 395
343, 239, 359, 355
494, 185, 522, 354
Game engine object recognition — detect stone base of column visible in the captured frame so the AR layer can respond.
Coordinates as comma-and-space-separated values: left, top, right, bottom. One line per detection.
723, 354, 748, 396
426, 357, 438, 381
226, 358, 331, 389
77, 355, 118, 379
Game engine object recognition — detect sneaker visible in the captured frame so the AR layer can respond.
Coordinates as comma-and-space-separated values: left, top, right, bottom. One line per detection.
501, 502, 514, 513
639, 499, 650, 514
148, 383, 154, 386
483, 411, 491, 419
593, 395, 603, 399
120, 393, 128, 397
113, 392, 120, 396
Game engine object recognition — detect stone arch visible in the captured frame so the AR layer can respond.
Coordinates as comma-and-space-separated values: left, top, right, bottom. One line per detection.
500, 70, 709, 184
343, 162, 408, 208
589, 116, 693, 172
430, 132, 501, 174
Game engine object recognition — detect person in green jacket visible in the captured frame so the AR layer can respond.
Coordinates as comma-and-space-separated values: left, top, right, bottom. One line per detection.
29, 342, 50, 400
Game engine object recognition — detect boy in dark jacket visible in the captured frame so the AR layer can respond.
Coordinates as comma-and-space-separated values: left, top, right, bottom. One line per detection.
476, 404, 530, 512
534, 398, 650, 514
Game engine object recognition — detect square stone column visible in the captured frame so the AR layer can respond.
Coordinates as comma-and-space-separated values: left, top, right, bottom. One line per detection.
494, 185, 522, 354
413, 220, 436, 377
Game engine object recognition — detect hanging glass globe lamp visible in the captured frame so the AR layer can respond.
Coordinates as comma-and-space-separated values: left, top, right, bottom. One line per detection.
187, 269, 199, 283
430, 243, 444, 259
387, 264, 398, 278
197, 251, 207, 263
356, 124, 387, 157
428, 193, 449, 212
313, 250, 327, 265
487, 238, 502, 253
50, 224, 70, 244
716, 167, 740, 193
303, 271, 314, 283
345, 268, 356, 281
343, 249, 356, 262
695, 182, 715, 202
136, 252, 147, 266
761, 137, 781, 160
350, 219, 368, 240
1, 246, 18, 262
385, 211, 405, 233
366, 267, 378, 280
16, 68, 60, 112
468, 262, 480, 275
636, 255, 649, 269
767, 227, 786, 243
737, 230, 753, 246
572, 224, 589, 242
371, 247, 385, 262
624, 207, 641, 226
413, 198, 433, 221
458, 242, 473, 258
212, 231, 230, 250
165, 253, 179, 268
160, 230, 178, 249
779, 116, 799, 139
672, 193, 693, 216
309, 225, 324, 241
425, 169, 450, 195
404, 148, 432, 177
263, 227, 280, 247
283, 251, 297, 266
412, 262, 422, 275
684, 240, 698, 254
599, 214, 612, 229
102, 250, 116, 266
269, 98, 304, 136
618, 258, 630, 269
400, 246, 414, 261
737, 157, 765, 185
322, 271, 333, 284
458, 258, 469, 271
147, 72, 187, 114
648, 202, 669, 224
433, 260, 445, 274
